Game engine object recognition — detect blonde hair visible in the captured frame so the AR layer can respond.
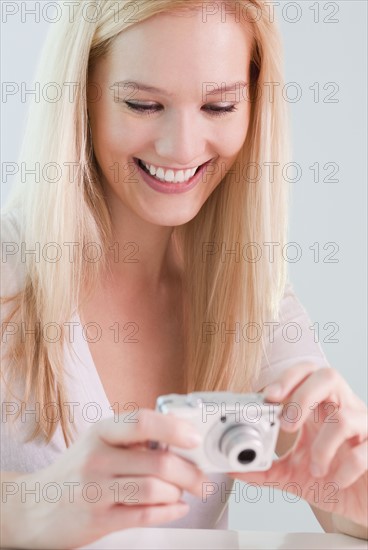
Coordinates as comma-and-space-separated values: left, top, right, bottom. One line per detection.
1, 0, 291, 447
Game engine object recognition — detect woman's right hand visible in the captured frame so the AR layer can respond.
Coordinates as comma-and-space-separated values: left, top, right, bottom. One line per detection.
5, 409, 208, 549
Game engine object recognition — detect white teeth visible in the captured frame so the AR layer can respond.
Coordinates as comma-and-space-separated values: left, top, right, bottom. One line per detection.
140, 160, 198, 183
185, 168, 195, 180
164, 170, 175, 182
156, 167, 165, 180
174, 171, 185, 183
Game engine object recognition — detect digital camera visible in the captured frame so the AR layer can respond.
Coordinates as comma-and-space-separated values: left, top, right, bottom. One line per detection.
154, 391, 282, 473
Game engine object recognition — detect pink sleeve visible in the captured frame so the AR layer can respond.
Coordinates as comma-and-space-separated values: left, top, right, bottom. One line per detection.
252, 282, 331, 392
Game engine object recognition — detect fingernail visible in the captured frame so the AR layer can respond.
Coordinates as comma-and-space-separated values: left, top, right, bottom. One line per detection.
264, 383, 282, 398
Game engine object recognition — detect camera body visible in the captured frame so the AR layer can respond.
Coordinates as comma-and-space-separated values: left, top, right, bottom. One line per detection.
155, 391, 282, 473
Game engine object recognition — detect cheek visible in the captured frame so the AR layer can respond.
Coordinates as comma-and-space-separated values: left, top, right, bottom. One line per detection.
216, 108, 251, 159
92, 114, 142, 170
215, 124, 249, 163
90, 110, 148, 189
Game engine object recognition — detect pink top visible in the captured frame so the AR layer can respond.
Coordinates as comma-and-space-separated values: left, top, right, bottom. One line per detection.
0, 209, 331, 529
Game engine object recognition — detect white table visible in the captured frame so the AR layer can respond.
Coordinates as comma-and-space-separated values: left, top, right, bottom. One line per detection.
78, 528, 368, 549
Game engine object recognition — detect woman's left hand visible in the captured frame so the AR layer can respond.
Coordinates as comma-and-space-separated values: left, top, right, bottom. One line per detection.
228, 363, 368, 529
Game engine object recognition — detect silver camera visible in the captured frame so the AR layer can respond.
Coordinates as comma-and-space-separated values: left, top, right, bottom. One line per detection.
154, 391, 282, 473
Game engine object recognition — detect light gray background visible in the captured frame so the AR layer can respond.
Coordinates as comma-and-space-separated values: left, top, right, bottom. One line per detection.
1, 0, 367, 533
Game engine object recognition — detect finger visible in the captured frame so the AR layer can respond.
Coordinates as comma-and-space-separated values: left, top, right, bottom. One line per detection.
99, 476, 183, 506
263, 362, 321, 401
102, 501, 190, 531
84, 446, 208, 497
278, 373, 344, 433
309, 410, 368, 477
279, 368, 355, 433
95, 408, 202, 449
330, 440, 368, 489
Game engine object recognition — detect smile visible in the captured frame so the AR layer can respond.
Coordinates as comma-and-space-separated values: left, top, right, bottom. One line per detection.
132, 157, 213, 195
134, 158, 205, 184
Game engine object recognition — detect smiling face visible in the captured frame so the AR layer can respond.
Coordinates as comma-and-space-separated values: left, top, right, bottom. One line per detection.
87, 8, 253, 227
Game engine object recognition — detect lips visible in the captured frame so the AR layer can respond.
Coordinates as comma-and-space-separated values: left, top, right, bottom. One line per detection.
132, 156, 213, 194
134, 157, 206, 178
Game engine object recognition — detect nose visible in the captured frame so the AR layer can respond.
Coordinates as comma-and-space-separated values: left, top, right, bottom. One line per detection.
154, 108, 207, 167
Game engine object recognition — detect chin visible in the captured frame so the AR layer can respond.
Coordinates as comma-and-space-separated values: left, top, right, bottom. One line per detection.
144, 209, 201, 227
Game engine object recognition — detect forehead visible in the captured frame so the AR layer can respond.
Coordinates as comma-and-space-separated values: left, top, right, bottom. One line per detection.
93, 9, 253, 97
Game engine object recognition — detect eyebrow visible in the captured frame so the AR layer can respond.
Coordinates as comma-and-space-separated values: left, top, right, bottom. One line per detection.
110, 80, 248, 98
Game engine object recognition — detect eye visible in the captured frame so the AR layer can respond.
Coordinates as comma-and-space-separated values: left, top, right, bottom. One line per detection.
124, 101, 238, 117
124, 102, 162, 115
204, 104, 238, 117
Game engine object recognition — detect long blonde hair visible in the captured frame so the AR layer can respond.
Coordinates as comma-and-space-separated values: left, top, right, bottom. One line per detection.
1, 0, 291, 447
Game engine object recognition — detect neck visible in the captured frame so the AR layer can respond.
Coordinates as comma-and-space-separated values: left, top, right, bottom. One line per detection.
103, 190, 182, 295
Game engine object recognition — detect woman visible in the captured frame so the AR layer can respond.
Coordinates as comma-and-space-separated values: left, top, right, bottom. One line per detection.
1, 1, 367, 548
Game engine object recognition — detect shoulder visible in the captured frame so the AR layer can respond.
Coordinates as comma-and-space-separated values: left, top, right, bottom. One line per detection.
278, 280, 304, 318
253, 280, 331, 392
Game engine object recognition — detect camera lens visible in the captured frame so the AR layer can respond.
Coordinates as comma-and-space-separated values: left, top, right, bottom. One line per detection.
237, 449, 256, 464
219, 425, 263, 470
